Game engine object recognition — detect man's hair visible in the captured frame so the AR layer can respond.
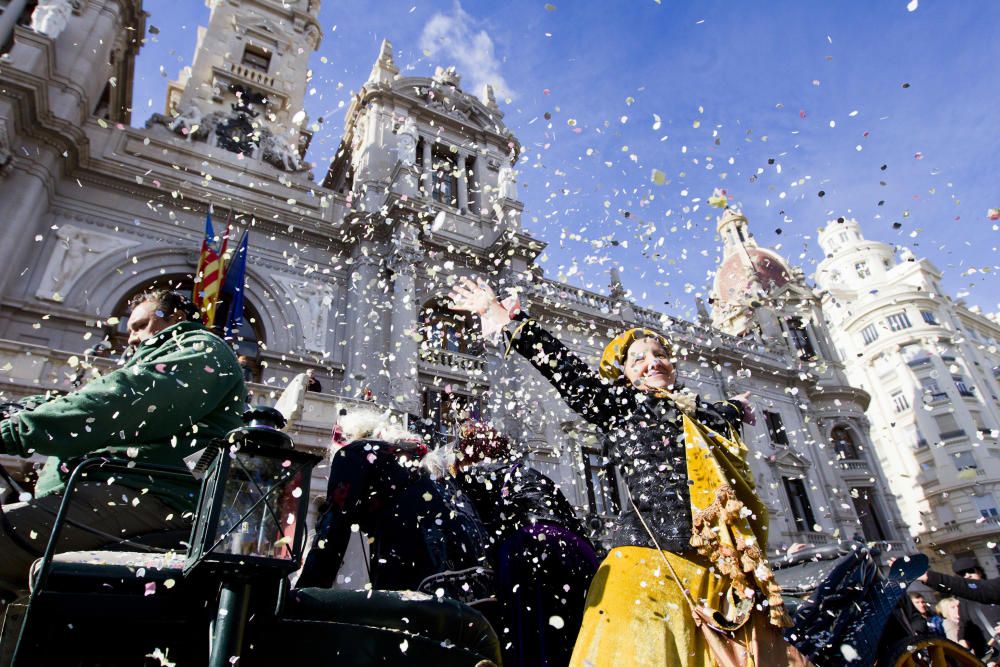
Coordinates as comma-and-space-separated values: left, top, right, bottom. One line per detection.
129, 289, 199, 321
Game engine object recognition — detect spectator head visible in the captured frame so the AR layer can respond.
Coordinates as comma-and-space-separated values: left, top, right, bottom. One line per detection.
455, 420, 512, 469
126, 290, 197, 347
909, 593, 931, 615
306, 368, 316, 379
937, 597, 961, 622
953, 557, 986, 579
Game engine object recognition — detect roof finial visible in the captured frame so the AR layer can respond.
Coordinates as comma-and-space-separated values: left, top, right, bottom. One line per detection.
368, 39, 399, 85
482, 83, 499, 110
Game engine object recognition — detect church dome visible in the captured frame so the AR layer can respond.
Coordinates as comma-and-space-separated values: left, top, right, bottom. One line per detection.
714, 248, 793, 305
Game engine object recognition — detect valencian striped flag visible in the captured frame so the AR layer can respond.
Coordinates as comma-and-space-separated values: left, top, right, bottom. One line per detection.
193, 211, 229, 326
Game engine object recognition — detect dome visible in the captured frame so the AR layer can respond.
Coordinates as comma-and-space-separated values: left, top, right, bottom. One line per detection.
714, 248, 793, 305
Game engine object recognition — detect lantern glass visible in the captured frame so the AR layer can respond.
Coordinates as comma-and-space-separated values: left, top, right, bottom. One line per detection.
211, 449, 308, 561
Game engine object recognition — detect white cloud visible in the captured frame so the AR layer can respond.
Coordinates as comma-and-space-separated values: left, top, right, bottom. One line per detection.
419, 2, 515, 101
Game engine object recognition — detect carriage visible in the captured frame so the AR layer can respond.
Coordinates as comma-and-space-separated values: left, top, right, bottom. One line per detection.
773, 544, 985, 667
0, 410, 989, 666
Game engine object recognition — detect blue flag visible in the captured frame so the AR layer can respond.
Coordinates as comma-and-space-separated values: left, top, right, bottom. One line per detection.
221, 230, 249, 340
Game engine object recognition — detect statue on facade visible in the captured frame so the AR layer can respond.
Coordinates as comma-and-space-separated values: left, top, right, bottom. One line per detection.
262, 133, 305, 172
31, 0, 73, 40
395, 116, 418, 167
498, 164, 517, 200
167, 104, 204, 141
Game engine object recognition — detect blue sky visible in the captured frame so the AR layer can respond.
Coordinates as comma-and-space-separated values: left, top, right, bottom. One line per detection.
131, 0, 999, 322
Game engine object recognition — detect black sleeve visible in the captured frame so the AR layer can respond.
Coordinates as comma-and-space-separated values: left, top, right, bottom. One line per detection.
504, 317, 628, 427
925, 570, 1000, 605
296, 443, 373, 588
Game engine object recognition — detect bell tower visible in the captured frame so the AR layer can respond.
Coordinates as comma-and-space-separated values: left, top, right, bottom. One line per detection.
153, 0, 322, 172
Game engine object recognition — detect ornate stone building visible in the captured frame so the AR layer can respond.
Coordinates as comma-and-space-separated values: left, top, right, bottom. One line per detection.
0, 0, 908, 581
815, 218, 1000, 574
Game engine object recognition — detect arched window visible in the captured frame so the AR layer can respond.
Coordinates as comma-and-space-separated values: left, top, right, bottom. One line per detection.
419, 299, 482, 356
831, 425, 861, 460
108, 276, 265, 378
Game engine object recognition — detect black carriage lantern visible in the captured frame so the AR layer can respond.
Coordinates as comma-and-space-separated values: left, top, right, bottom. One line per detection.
185, 406, 321, 577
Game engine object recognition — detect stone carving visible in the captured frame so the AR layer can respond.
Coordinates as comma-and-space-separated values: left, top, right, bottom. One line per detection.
167, 104, 204, 141
261, 132, 306, 172
31, 0, 73, 40
350, 111, 369, 157
274, 275, 336, 352
395, 116, 418, 167
498, 164, 517, 199
0, 119, 12, 178
36, 224, 140, 302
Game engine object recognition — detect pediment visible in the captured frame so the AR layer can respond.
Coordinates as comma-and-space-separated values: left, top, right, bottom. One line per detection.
772, 447, 812, 470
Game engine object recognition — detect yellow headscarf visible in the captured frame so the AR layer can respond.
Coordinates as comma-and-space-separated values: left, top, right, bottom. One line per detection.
600, 328, 697, 415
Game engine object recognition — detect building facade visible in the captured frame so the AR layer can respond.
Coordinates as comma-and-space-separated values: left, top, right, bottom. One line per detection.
815, 217, 1000, 573
0, 0, 908, 578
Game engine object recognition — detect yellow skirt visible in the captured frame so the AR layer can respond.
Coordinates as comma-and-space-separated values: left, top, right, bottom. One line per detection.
569, 546, 732, 667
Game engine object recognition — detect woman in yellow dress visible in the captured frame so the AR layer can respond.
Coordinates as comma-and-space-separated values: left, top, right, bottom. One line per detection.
450, 278, 806, 667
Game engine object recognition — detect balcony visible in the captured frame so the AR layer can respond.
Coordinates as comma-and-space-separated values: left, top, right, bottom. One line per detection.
228, 62, 276, 89
419, 348, 487, 376
926, 516, 1000, 545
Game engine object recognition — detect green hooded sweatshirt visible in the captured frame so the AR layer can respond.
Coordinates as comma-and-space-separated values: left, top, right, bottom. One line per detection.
0, 320, 247, 511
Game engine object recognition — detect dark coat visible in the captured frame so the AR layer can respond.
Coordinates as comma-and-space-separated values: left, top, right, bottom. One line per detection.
457, 459, 588, 547
505, 317, 744, 551
297, 439, 492, 599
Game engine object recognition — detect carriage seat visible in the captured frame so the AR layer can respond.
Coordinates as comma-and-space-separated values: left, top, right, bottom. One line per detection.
29, 550, 187, 595
284, 587, 502, 665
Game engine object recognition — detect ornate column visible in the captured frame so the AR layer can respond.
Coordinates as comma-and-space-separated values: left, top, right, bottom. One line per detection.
421, 139, 433, 196
343, 242, 383, 395
387, 245, 421, 414
0, 0, 30, 47
456, 152, 468, 213
472, 152, 485, 215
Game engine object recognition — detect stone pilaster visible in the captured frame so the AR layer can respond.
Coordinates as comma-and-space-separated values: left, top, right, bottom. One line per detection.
387, 246, 421, 414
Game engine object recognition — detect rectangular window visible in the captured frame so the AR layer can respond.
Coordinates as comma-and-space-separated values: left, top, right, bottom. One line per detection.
921, 310, 939, 325
764, 410, 789, 446
937, 504, 956, 526
861, 324, 880, 346
972, 411, 989, 433
954, 376, 974, 397
886, 311, 913, 332
421, 389, 483, 446
934, 412, 964, 441
850, 487, 889, 541
432, 149, 458, 206
974, 494, 999, 519
855, 261, 871, 279
786, 317, 816, 359
891, 391, 910, 413
582, 447, 620, 516
783, 477, 817, 532
920, 376, 946, 402
954, 450, 978, 470
241, 44, 272, 73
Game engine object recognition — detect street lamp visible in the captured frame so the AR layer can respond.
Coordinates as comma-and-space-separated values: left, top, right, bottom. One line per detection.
185, 406, 321, 667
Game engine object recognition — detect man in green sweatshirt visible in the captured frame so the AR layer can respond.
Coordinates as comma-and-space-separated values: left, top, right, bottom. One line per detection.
0, 290, 247, 598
